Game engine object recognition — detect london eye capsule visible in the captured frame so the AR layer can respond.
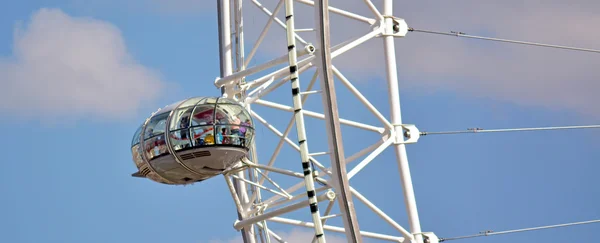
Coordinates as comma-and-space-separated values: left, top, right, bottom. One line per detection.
130, 97, 255, 185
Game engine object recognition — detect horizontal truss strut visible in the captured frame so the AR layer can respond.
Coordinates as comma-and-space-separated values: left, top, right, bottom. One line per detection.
254, 99, 385, 133
269, 217, 405, 242
234, 191, 333, 230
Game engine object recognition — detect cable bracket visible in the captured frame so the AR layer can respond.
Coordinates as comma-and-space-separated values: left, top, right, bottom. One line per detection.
392, 124, 421, 144
381, 15, 409, 37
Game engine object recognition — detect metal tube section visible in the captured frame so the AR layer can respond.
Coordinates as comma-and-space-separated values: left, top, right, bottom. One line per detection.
350, 187, 413, 240
312, 200, 337, 243
231, 174, 291, 199
234, 192, 330, 231
314, 0, 362, 242
249, 111, 330, 176
269, 217, 405, 242
258, 135, 389, 208
254, 186, 330, 216
253, 99, 385, 133
215, 47, 310, 88
234, 0, 244, 73
225, 175, 246, 215
258, 71, 318, 186
245, 159, 305, 179
346, 134, 389, 164
256, 222, 284, 243
362, 0, 383, 20
295, 0, 375, 24
250, 110, 329, 172
254, 0, 309, 45
218, 0, 235, 98
332, 66, 394, 130
242, 26, 381, 91
245, 0, 284, 67
245, 62, 315, 105
253, 168, 293, 198
347, 136, 394, 179
247, 104, 268, 240
382, 1, 423, 243
218, 1, 254, 242
283, 0, 327, 241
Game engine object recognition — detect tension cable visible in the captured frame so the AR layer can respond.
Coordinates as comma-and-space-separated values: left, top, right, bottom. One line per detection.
421, 124, 600, 136
408, 28, 600, 54
440, 219, 600, 242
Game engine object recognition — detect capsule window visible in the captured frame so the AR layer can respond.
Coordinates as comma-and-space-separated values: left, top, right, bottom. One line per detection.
169, 107, 193, 131
169, 128, 193, 151
178, 97, 203, 108
192, 105, 215, 125
145, 112, 170, 139
214, 107, 230, 125
190, 125, 215, 146
131, 125, 143, 147
196, 97, 218, 105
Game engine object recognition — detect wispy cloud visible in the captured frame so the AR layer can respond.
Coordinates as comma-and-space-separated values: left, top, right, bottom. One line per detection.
0, 8, 165, 122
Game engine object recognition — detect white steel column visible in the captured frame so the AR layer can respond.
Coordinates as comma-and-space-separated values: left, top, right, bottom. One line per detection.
313, 0, 362, 242
283, 0, 327, 242
217, 1, 254, 242
218, 0, 235, 98
382, 1, 424, 243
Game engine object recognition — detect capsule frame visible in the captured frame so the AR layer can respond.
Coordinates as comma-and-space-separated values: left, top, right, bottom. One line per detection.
130, 97, 255, 185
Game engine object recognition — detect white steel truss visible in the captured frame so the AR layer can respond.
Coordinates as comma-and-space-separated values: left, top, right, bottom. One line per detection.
216, 0, 431, 242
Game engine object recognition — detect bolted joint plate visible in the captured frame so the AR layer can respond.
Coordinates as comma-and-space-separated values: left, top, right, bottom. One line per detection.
422, 232, 440, 243
402, 232, 439, 243
382, 16, 409, 37
394, 124, 420, 144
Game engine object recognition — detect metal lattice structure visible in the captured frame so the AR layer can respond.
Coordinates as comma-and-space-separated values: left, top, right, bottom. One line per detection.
206, 1, 600, 243
214, 1, 429, 242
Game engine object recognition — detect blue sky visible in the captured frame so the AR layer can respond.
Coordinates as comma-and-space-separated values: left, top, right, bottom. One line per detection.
1, 1, 599, 243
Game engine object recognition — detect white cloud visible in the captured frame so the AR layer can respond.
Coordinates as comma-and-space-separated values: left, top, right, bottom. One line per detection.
210, 228, 349, 243
0, 8, 165, 122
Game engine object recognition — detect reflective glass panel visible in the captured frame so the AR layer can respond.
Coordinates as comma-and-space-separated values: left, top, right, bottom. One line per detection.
190, 125, 215, 146
212, 124, 254, 147
215, 126, 231, 145
145, 112, 169, 138
214, 106, 231, 125
170, 107, 194, 131
192, 105, 215, 125
241, 126, 255, 147
169, 128, 193, 151
161, 100, 185, 114
144, 135, 169, 160
131, 125, 143, 147
218, 104, 249, 126
196, 97, 218, 105
179, 97, 203, 108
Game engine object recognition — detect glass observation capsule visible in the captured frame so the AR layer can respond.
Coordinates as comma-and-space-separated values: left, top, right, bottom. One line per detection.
130, 97, 255, 185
